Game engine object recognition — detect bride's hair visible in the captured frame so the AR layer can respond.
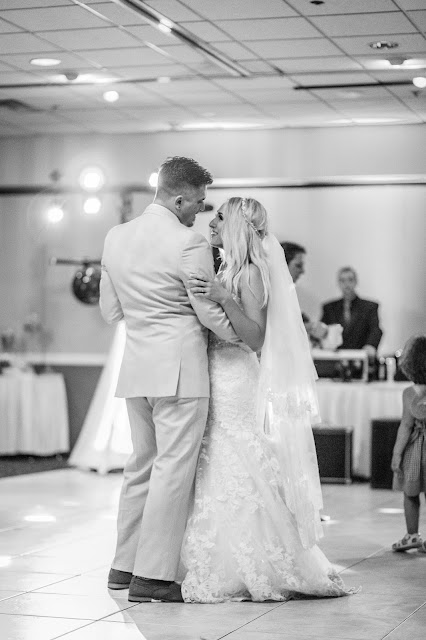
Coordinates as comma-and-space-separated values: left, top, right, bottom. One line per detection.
219, 197, 270, 308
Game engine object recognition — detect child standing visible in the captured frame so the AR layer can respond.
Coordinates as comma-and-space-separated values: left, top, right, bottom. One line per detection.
391, 335, 426, 552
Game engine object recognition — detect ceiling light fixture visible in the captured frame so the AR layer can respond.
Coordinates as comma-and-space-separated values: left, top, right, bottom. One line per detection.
157, 76, 171, 84
30, 58, 61, 67
103, 90, 120, 102
386, 57, 407, 67
369, 41, 399, 50
111, 0, 250, 77
83, 196, 102, 215
413, 76, 426, 88
46, 203, 64, 224
79, 167, 105, 192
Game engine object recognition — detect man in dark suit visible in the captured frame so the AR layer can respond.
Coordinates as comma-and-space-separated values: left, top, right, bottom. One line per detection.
321, 266, 382, 358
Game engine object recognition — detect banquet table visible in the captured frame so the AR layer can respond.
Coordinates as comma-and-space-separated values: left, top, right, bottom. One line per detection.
0, 368, 69, 455
315, 380, 411, 478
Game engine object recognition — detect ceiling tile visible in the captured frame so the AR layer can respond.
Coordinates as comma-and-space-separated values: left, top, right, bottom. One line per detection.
230, 87, 312, 104
181, 0, 297, 20
0, 1, 70, 7
0, 60, 17, 72
0, 33, 59, 54
125, 24, 181, 46
179, 21, 232, 42
334, 34, 426, 56
272, 56, 363, 74
246, 39, 342, 59
288, 0, 399, 16
310, 12, 418, 37
159, 90, 242, 105
160, 44, 205, 63
38, 27, 140, 51
214, 76, 294, 91
145, 0, 201, 22
242, 60, 276, 73
408, 10, 426, 31
1, 51, 98, 72
291, 71, 375, 86
123, 106, 192, 119
113, 64, 190, 80
0, 72, 44, 87
217, 18, 322, 41
183, 61, 228, 76
312, 86, 399, 102
387, 84, 426, 99
86, 2, 148, 26
396, 0, 426, 9
78, 46, 171, 67
0, 123, 30, 135
148, 78, 219, 94
22, 121, 88, 133
60, 108, 131, 122
188, 103, 265, 118
261, 101, 337, 117
3, 6, 110, 31
211, 41, 257, 61
0, 17, 23, 33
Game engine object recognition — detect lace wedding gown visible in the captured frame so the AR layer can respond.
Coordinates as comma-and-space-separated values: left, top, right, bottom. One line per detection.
181, 332, 354, 603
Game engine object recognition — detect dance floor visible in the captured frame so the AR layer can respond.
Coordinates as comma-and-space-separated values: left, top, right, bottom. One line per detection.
0, 471, 425, 640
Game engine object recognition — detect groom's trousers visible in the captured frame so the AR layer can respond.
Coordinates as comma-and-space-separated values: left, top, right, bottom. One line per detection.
112, 395, 209, 581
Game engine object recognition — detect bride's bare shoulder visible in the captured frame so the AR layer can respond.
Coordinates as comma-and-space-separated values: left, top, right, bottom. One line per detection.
241, 264, 264, 302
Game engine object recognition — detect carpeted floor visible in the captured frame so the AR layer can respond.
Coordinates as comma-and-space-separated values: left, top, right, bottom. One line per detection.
0, 454, 69, 478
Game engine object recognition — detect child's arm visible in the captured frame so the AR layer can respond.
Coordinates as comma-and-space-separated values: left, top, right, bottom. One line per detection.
391, 387, 415, 472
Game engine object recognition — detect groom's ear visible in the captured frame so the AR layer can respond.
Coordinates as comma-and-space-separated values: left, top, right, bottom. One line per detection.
175, 195, 183, 210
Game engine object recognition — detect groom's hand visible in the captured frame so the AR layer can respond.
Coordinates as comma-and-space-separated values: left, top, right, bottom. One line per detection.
188, 275, 229, 305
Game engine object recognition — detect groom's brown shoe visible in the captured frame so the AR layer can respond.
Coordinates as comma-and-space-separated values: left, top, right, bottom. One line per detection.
128, 576, 183, 602
108, 568, 132, 590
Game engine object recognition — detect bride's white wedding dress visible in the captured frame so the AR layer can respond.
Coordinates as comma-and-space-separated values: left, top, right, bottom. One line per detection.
181, 330, 353, 604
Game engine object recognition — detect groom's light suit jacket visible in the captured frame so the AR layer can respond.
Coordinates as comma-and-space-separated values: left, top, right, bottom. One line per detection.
99, 203, 240, 398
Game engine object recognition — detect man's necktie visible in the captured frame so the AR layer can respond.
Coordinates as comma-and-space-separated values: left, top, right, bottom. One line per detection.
343, 300, 351, 326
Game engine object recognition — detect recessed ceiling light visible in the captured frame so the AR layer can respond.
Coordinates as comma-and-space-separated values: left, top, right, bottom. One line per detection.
413, 76, 426, 88
369, 41, 399, 50
385, 57, 406, 67
103, 90, 119, 102
157, 76, 171, 84
30, 57, 61, 67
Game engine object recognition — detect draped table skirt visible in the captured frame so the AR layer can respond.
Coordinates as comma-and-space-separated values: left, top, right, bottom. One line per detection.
0, 369, 69, 455
315, 381, 410, 478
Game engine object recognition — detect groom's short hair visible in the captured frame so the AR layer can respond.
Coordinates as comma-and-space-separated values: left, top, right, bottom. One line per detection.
157, 156, 213, 194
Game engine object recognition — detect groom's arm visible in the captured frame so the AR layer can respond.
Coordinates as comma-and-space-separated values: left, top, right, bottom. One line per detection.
179, 233, 242, 345
99, 232, 124, 324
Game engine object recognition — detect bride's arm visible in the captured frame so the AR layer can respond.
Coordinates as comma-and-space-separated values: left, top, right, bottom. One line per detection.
188, 264, 266, 351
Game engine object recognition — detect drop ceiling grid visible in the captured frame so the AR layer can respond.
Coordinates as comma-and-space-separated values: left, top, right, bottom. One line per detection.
0, 0, 423, 133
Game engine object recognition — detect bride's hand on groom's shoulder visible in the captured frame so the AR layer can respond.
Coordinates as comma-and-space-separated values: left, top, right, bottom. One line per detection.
188, 275, 230, 305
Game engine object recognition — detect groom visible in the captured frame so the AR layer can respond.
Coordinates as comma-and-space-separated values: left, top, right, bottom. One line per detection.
99, 156, 240, 602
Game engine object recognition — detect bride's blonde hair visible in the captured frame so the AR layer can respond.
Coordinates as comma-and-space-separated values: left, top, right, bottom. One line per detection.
219, 197, 270, 308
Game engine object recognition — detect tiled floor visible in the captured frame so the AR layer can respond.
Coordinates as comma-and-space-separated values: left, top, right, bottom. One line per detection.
0, 470, 425, 640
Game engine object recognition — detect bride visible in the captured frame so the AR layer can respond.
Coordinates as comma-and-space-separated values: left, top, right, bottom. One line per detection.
182, 196, 356, 603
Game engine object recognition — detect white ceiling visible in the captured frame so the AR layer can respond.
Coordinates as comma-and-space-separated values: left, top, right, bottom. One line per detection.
0, 0, 425, 135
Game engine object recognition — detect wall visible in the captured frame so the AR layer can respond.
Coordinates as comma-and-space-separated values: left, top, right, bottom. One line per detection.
0, 124, 425, 356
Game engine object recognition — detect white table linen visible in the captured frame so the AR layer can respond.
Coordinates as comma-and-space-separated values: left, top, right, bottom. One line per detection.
315, 380, 410, 477
0, 369, 69, 455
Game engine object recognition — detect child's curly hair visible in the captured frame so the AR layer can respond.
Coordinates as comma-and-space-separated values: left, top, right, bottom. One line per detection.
399, 335, 426, 385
